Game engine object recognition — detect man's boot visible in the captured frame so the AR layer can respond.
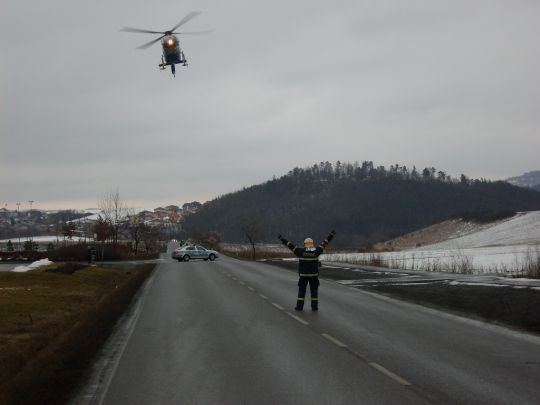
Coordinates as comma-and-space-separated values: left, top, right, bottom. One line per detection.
295, 298, 304, 311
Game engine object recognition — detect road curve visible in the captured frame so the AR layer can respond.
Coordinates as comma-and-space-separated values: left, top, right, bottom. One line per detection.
99, 255, 540, 404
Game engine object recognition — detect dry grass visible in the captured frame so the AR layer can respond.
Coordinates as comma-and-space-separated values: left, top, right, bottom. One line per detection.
522, 247, 540, 279
326, 252, 476, 274
220, 243, 295, 261
326, 248, 540, 278
0, 262, 154, 405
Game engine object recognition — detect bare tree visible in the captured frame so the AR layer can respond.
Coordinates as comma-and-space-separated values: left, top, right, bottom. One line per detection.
142, 227, 162, 254
99, 189, 129, 249
62, 222, 76, 240
127, 215, 147, 254
191, 229, 221, 250
93, 215, 110, 260
241, 219, 260, 260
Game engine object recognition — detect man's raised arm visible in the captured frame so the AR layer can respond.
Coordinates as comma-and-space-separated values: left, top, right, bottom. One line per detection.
278, 234, 297, 252
319, 230, 336, 249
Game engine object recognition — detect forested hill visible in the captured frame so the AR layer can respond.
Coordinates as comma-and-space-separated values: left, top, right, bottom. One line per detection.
183, 162, 540, 248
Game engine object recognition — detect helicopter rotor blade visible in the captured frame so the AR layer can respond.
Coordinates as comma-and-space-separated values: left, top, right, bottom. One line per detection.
137, 35, 165, 50
170, 11, 202, 32
171, 30, 212, 35
120, 27, 165, 34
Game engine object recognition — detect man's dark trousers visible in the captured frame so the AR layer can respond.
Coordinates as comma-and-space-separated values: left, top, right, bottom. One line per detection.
296, 276, 319, 310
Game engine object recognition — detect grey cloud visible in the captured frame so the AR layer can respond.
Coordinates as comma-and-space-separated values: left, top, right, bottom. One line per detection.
2, 0, 540, 208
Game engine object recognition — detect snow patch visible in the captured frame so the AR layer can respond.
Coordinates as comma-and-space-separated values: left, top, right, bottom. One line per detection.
12, 259, 53, 273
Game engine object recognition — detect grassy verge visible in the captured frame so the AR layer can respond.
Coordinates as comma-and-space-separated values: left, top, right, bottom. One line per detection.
362, 282, 540, 334
0, 262, 155, 405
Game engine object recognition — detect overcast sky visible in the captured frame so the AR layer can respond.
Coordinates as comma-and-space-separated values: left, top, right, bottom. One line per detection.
2, 0, 539, 210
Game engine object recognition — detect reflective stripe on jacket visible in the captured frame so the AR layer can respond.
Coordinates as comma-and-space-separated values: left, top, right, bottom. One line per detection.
285, 241, 324, 276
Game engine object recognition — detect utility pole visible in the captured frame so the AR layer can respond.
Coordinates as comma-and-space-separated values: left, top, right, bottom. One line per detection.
16, 202, 21, 251
28, 200, 35, 249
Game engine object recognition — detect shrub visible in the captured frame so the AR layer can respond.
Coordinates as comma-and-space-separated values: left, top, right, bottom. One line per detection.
45, 262, 87, 274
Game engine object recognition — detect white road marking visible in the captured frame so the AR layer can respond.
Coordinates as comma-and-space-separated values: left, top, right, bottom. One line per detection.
321, 333, 347, 348
369, 362, 411, 386
350, 349, 368, 362
239, 281, 245, 286
286, 312, 309, 325
272, 302, 285, 310
247, 286, 255, 291
258, 294, 268, 299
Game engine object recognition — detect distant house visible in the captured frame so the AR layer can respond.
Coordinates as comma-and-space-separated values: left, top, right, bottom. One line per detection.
182, 201, 202, 214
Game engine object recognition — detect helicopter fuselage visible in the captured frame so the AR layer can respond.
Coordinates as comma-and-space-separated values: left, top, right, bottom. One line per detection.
161, 35, 182, 65
159, 34, 187, 76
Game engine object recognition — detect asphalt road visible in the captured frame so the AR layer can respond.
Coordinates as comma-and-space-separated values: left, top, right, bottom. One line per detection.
0, 263, 17, 272
98, 254, 540, 404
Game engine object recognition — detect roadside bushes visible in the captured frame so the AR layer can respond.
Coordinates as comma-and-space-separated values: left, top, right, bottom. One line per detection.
44, 262, 87, 274
49, 243, 160, 262
0, 251, 44, 262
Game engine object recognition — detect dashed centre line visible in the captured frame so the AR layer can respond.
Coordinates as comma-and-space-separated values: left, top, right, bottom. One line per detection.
218, 268, 411, 388
321, 333, 347, 348
369, 362, 411, 386
286, 312, 309, 325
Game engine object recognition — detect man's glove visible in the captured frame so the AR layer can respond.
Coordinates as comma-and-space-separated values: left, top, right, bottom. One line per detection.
278, 234, 286, 244
327, 230, 336, 242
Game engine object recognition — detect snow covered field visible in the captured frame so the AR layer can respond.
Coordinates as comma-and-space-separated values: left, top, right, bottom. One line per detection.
322, 211, 540, 276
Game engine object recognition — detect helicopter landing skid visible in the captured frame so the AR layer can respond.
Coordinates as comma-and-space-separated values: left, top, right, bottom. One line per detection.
159, 56, 166, 71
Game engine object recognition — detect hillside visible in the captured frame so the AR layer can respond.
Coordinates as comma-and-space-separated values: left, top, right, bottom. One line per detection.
418, 211, 540, 250
183, 162, 540, 248
376, 211, 540, 251
506, 170, 540, 188
374, 218, 499, 251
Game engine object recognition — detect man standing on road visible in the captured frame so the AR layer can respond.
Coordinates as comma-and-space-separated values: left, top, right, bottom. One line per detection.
278, 231, 336, 311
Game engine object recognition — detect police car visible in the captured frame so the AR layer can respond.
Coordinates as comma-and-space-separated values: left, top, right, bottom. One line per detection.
172, 245, 219, 262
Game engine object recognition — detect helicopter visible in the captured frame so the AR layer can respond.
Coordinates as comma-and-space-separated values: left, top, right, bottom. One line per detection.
121, 12, 210, 77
